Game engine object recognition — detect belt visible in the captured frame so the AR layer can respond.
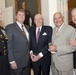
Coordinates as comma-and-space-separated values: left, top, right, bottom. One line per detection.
0, 50, 8, 56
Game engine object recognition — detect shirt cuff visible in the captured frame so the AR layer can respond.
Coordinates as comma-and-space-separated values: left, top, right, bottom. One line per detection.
9, 61, 15, 64
48, 42, 53, 46
30, 50, 33, 54
39, 52, 43, 57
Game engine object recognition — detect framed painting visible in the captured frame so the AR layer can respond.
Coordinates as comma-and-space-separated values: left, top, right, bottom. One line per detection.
15, 0, 41, 17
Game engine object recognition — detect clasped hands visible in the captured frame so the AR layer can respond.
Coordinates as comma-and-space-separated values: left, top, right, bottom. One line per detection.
30, 53, 41, 62
48, 45, 57, 52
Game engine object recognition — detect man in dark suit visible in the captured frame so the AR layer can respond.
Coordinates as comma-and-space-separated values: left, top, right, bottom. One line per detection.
5, 9, 30, 75
0, 8, 10, 75
30, 14, 52, 75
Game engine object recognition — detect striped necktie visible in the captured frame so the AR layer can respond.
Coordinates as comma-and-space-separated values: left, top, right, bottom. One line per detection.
21, 25, 26, 36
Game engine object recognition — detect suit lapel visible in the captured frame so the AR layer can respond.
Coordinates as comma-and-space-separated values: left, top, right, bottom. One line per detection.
14, 22, 28, 39
53, 24, 66, 39
38, 26, 45, 43
34, 27, 36, 43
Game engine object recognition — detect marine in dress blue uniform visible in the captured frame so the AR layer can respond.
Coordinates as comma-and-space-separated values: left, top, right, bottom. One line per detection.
0, 26, 10, 75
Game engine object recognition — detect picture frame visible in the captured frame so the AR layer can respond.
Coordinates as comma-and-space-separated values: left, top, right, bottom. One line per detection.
15, 0, 41, 17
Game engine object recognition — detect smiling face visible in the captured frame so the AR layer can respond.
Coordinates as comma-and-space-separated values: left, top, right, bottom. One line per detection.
34, 14, 43, 27
71, 9, 76, 24
16, 10, 25, 24
53, 12, 64, 28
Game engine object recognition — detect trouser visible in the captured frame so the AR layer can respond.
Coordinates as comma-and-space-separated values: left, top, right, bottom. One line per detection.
52, 63, 73, 75
0, 55, 10, 75
73, 69, 76, 75
10, 64, 30, 75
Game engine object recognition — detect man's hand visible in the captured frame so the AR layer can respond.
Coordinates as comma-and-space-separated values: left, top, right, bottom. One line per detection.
30, 53, 41, 62
30, 52, 35, 61
32, 54, 41, 62
49, 45, 57, 52
10, 62, 17, 69
69, 39, 76, 46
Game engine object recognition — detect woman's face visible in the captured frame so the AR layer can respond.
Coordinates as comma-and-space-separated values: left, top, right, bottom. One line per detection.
22, 2, 26, 10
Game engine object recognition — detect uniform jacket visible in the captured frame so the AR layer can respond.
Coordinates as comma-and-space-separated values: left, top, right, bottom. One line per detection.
0, 26, 7, 54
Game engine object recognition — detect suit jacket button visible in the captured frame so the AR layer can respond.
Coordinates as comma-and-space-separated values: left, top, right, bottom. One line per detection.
0, 35, 2, 38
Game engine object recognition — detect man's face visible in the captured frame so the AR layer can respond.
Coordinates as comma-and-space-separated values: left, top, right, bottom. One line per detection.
54, 13, 64, 27
16, 11, 25, 23
34, 14, 43, 27
72, 10, 76, 24
0, 9, 2, 21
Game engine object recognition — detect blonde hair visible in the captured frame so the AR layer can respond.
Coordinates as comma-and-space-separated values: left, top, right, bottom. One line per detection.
0, 20, 5, 28
0, 8, 4, 28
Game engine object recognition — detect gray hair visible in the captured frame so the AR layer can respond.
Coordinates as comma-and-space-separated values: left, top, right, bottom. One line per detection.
71, 8, 76, 14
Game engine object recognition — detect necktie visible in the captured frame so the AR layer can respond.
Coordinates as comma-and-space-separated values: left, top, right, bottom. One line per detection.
21, 25, 28, 40
56, 28, 59, 33
36, 28, 40, 43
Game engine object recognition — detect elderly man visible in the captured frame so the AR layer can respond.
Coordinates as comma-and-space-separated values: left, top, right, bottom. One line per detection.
30, 14, 52, 75
49, 12, 76, 75
69, 8, 76, 75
